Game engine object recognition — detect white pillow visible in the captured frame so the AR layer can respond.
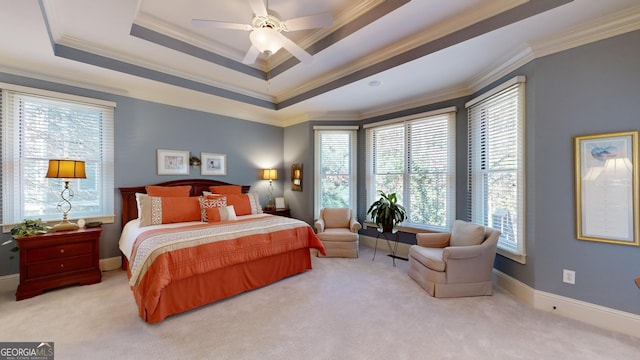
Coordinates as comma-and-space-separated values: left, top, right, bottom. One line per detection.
220, 205, 237, 221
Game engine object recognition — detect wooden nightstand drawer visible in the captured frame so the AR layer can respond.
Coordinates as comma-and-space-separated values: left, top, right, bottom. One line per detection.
27, 255, 94, 278
29, 242, 93, 262
16, 227, 102, 300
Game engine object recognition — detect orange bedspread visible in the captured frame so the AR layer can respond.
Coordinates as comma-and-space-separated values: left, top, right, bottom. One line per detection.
126, 215, 325, 322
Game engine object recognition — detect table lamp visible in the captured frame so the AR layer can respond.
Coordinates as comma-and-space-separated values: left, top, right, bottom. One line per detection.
46, 159, 87, 232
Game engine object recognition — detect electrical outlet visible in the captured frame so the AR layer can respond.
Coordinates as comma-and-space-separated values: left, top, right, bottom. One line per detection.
563, 269, 575, 284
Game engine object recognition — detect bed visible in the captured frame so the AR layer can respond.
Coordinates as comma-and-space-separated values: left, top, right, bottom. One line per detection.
119, 179, 325, 323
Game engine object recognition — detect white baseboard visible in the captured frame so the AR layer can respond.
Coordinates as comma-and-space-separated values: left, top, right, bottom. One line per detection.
0, 256, 122, 294
493, 269, 640, 338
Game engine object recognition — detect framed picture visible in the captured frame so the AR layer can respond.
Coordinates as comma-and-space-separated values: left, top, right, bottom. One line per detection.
201, 152, 227, 176
157, 149, 189, 175
574, 131, 639, 246
275, 197, 286, 209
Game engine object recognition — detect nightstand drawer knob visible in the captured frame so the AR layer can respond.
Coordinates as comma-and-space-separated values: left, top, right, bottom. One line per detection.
60, 249, 65, 254
60, 264, 64, 268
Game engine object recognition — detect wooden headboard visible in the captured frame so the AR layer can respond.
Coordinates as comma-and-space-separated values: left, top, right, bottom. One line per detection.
119, 179, 250, 229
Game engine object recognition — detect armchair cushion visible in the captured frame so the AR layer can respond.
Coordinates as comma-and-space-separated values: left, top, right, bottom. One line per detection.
322, 208, 352, 229
408, 246, 446, 272
449, 220, 485, 246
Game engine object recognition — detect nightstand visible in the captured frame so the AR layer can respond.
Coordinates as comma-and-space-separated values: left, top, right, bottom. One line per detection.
15, 227, 102, 300
263, 208, 291, 217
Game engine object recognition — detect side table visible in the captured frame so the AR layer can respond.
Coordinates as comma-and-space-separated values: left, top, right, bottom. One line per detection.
372, 228, 406, 267
263, 208, 291, 218
15, 227, 102, 300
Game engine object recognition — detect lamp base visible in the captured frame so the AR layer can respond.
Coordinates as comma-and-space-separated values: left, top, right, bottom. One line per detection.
50, 220, 79, 232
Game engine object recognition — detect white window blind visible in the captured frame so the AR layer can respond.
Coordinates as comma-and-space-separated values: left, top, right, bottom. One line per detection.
1, 85, 115, 225
467, 76, 526, 262
314, 127, 357, 218
365, 109, 456, 231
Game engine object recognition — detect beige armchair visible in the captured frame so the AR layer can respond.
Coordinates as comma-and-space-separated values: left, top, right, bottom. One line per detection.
408, 220, 500, 298
314, 208, 361, 258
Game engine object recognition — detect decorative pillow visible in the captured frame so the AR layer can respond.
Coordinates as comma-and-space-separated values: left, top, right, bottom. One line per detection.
138, 195, 201, 227
450, 220, 486, 246
135, 192, 146, 218
209, 193, 261, 216
205, 205, 237, 223
209, 185, 242, 194
146, 185, 192, 197
198, 196, 227, 222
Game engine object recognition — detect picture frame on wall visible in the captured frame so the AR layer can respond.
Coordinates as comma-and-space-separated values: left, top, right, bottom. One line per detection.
201, 152, 227, 176
574, 130, 639, 246
157, 149, 189, 175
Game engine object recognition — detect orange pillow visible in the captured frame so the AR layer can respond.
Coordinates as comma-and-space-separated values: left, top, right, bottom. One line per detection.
198, 196, 227, 222
209, 185, 242, 194
146, 185, 192, 197
205, 205, 237, 223
138, 195, 201, 226
212, 193, 251, 215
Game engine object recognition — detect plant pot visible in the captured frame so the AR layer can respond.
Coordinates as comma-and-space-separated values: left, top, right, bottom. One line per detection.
381, 224, 394, 233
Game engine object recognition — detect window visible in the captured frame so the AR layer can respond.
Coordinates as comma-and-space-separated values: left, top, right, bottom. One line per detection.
365, 107, 456, 231
466, 76, 526, 263
1, 83, 115, 226
314, 126, 358, 217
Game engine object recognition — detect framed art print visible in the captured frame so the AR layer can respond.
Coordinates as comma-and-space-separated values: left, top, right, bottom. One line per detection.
157, 149, 189, 175
201, 152, 227, 176
574, 131, 639, 246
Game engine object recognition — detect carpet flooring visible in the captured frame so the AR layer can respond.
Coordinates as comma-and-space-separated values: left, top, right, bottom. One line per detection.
1, 247, 638, 359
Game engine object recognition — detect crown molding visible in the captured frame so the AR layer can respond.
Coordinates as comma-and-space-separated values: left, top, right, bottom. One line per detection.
359, 84, 472, 120
469, 4, 640, 93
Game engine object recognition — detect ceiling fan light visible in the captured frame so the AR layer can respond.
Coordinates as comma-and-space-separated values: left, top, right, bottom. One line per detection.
250, 28, 283, 54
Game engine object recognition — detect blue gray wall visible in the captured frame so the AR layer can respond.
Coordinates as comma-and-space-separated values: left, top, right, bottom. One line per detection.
287, 30, 640, 315
1, 30, 638, 316
0, 74, 284, 275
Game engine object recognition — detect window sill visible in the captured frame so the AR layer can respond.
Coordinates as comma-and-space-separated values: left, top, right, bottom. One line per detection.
497, 246, 527, 264
362, 221, 439, 234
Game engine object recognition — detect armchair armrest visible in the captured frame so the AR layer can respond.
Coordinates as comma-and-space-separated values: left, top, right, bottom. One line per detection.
443, 244, 487, 260
349, 217, 362, 233
416, 232, 451, 248
314, 218, 325, 233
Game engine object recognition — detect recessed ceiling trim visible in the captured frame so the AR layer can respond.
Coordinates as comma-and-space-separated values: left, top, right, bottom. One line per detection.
276, 0, 573, 110
52, 44, 276, 110
268, 0, 411, 79
130, 23, 266, 80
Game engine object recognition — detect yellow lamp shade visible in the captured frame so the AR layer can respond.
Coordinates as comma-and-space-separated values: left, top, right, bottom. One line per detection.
46, 159, 87, 179
262, 168, 278, 181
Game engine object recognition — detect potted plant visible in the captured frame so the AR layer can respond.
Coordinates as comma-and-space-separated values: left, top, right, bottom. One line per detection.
2, 219, 50, 259
366, 191, 407, 232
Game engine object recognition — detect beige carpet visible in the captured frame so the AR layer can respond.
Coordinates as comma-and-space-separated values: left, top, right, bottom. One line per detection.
1, 247, 638, 360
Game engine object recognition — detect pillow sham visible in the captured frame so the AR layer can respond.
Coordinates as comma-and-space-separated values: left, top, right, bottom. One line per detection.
208, 192, 261, 216
138, 195, 201, 227
209, 185, 243, 194
146, 185, 192, 197
205, 205, 237, 223
198, 196, 227, 222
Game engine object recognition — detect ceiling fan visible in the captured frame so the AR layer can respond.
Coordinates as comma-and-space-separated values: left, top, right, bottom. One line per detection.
191, 0, 333, 65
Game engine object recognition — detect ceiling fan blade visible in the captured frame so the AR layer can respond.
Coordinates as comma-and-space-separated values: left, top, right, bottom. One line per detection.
242, 45, 261, 64
282, 13, 333, 31
191, 19, 252, 31
248, 0, 268, 17
275, 32, 313, 64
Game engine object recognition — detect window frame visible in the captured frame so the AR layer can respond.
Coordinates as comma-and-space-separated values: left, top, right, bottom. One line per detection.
313, 126, 358, 219
365, 107, 457, 232
466, 76, 526, 263
1, 83, 115, 230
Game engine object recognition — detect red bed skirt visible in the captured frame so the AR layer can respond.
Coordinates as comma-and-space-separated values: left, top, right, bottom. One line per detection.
130, 248, 313, 323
